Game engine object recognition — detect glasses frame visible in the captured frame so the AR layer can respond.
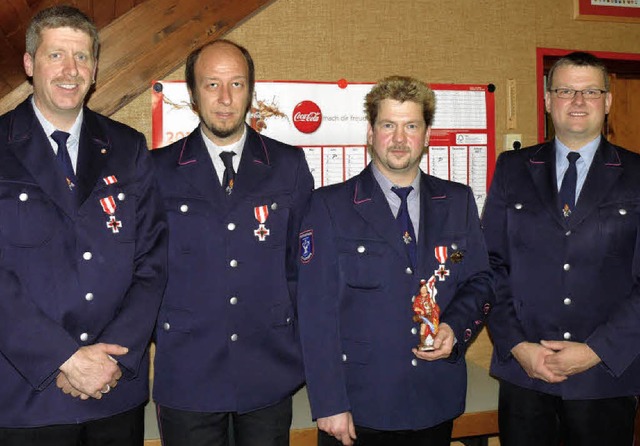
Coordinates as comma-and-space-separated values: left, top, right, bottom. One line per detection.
548, 88, 608, 99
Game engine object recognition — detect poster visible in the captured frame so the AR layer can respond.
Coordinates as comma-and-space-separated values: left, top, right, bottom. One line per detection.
151, 80, 495, 212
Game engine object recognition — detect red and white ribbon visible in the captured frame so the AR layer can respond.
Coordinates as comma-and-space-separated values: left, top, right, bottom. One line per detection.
434, 246, 448, 264
103, 175, 118, 185
254, 205, 269, 224
100, 196, 117, 215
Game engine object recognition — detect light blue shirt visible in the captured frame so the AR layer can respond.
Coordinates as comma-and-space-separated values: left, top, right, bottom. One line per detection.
371, 163, 421, 241
555, 136, 600, 204
31, 98, 83, 173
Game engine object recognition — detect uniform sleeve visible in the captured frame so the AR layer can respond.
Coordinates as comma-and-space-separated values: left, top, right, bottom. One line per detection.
297, 191, 351, 420
482, 154, 527, 361
0, 267, 79, 390
586, 212, 640, 376
95, 137, 168, 378
439, 186, 495, 359
285, 150, 314, 308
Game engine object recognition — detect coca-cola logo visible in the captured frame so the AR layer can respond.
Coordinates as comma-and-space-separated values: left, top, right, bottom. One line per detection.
292, 100, 322, 134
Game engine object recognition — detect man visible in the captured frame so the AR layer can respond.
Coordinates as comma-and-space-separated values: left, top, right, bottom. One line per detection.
0, 5, 167, 446
297, 76, 494, 446
152, 40, 313, 446
483, 51, 640, 445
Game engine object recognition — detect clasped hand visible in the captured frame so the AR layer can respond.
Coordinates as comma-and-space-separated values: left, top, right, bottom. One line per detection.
57, 343, 128, 400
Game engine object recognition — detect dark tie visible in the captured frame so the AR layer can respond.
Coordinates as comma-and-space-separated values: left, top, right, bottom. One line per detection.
392, 186, 417, 267
219, 151, 236, 195
51, 130, 76, 192
558, 152, 580, 218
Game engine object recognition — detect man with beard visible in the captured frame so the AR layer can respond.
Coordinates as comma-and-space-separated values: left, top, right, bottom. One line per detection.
0, 5, 167, 445
297, 76, 494, 445
151, 40, 314, 446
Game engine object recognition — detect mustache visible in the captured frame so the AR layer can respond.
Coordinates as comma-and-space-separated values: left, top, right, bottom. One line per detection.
388, 145, 411, 152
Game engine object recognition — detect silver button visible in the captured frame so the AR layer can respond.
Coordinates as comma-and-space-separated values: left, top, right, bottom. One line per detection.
357, 245, 366, 253
163, 322, 170, 331
227, 223, 236, 231
563, 332, 571, 340
565, 230, 572, 236
271, 203, 278, 211
230, 259, 238, 268
342, 354, 347, 362
117, 193, 126, 201
619, 208, 627, 216
83, 252, 92, 261
411, 359, 418, 367
19, 193, 28, 202
229, 296, 238, 305
405, 267, 413, 275
286, 317, 292, 324
564, 297, 572, 305
563, 263, 570, 271
79, 332, 89, 342
411, 327, 418, 335
85, 292, 94, 302
180, 204, 189, 213
515, 203, 523, 210
451, 243, 458, 250
230, 334, 238, 342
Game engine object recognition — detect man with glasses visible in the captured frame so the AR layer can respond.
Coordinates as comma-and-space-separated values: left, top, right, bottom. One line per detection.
483, 51, 640, 445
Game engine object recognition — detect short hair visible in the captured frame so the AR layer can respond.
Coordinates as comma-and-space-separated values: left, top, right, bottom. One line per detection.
365, 76, 436, 127
185, 39, 255, 107
547, 51, 610, 91
26, 6, 99, 60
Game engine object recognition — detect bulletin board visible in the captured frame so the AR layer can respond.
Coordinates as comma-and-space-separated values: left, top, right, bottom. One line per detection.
151, 80, 495, 212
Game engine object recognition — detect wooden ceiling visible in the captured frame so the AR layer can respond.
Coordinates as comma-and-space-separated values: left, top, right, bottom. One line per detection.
0, 0, 275, 116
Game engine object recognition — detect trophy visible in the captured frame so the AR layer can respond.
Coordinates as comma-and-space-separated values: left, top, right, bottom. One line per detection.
412, 277, 440, 351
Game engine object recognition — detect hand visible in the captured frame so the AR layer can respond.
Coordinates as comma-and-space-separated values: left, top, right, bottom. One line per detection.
541, 340, 601, 377
56, 373, 92, 400
413, 323, 455, 361
59, 343, 127, 399
317, 412, 357, 446
511, 341, 566, 383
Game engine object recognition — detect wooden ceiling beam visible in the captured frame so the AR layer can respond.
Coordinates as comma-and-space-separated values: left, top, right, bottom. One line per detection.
0, 0, 275, 116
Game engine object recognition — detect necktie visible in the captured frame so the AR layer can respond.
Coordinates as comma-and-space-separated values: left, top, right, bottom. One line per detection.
219, 151, 236, 195
558, 152, 580, 218
51, 130, 76, 192
392, 186, 416, 267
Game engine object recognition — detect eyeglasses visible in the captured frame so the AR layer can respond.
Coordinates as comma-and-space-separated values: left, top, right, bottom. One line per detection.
549, 88, 608, 100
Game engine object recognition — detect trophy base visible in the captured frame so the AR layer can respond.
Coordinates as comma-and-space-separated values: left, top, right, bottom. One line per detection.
418, 345, 435, 352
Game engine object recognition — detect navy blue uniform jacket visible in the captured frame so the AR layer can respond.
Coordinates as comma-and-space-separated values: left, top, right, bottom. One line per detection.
484, 140, 640, 398
151, 126, 313, 413
0, 98, 168, 427
297, 165, 494, 430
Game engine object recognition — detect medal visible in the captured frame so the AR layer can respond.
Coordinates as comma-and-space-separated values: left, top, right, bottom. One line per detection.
253, 205, 270, 241
402, 231, 413, 245
106, 215, 123, 233
562, 203, 571, 218
434, 264, 450, 281
99, 196, 122, 234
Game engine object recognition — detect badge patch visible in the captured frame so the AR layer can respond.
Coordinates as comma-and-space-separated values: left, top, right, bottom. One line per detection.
299, 230, 314, 263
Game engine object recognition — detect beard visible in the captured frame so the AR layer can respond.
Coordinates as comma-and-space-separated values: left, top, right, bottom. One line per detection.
202, 115, 246, 140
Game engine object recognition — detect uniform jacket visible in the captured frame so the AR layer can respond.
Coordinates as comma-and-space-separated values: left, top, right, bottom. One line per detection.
484, 139, 640, 399
0, 98, 168, 427
152, 126, 313, 413
297, 165, 494, 430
